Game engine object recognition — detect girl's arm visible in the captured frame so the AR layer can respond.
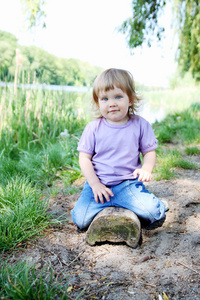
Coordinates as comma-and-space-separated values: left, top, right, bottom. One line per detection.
79, 152, 114, 203
133, 150, 156, 182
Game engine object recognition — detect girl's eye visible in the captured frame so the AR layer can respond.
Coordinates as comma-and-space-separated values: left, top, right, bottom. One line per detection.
116, 95, 122, 99
102, 97, 108, 101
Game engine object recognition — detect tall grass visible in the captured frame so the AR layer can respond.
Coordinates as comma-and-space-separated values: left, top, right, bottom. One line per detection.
0, 85, 88, 250
0, 85, 89, 186
0, 85, 90, 155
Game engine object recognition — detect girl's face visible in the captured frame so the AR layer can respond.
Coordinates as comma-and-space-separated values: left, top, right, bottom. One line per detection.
98, 86, 132, 125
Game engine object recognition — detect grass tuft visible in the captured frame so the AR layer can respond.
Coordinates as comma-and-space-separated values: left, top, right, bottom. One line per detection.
185, 146, 200, 156
0, 177, 52, 251
154, 147, 199, 180
0, 258, 72, 299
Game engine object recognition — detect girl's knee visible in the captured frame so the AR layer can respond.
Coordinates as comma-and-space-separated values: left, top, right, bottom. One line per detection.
71, 182, 93, 229
71, 203, 88, 229
148, 198, 166, 221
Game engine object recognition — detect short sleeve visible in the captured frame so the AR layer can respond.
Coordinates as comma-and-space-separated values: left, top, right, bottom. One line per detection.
77, 122, 96, 155
139, 119, 158, 153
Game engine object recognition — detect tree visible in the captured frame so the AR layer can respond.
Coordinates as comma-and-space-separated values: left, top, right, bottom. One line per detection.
119, 0, 166, 48
20, 0, 46, 29
120, 0, 200, 80
175, 0, 200, 80
0, 31, 17, 81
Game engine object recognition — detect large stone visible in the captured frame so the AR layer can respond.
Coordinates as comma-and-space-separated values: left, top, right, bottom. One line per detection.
86, 207, 141, 248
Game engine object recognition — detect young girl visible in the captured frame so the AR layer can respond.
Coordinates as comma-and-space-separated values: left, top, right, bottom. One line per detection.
71, 68, 168, 230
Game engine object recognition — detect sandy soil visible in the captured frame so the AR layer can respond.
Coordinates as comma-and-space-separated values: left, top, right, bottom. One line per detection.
5, 155, 200, 300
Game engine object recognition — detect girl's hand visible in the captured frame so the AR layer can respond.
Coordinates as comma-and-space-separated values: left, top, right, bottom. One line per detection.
91, 182, 114, 203
133, 169, 152, 182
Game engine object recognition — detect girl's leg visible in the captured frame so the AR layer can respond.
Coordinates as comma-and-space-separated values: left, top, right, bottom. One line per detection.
71, 181, 111, 229
112, 179, 166, 224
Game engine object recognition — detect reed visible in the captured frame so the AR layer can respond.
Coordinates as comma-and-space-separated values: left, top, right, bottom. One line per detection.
0, 85, 90, 155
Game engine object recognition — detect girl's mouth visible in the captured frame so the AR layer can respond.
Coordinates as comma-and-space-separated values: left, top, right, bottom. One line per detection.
109, 110, 119, 113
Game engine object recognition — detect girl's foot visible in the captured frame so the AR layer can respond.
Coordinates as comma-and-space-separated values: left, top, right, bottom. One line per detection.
162, 200, 169, 212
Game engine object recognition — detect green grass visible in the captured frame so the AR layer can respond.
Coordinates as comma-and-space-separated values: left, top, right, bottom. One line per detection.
0, 86, 87, 250
185, 146, 200, 156
153, 103, 200, 180
0, 141, 81, 189
0, 177, 57, 251
0, 88, 85, 300
0, 86, 90, 154
0, 257, 85, 299
153, 102, 200, 144
0, 84, 200, 299
141, 86, 200, 112
154, 148, 199, 180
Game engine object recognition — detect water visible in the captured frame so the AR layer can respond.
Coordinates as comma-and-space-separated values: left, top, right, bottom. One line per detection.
137, 103, 166, 124
0, 81, 92, 93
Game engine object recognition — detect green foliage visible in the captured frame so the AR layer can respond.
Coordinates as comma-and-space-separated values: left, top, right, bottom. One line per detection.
174, 157, 197, 169
0, 84, 85, 188
21, 0, 46, 29
185, 146, 200, 155
153, 103, 200, 180
0, 86, 87, 249
119, 0, 166, 48
0, 258, 71, 299
154, 148, 179, 180
0, 156, 22, 186
153, 102, 200, 144
0, 177, 51, 250
0, 31, 18, 81
168, 70, 198, 89
0, 85, 89, 153
0, 30, 102, 86
18, 141, 81, 188
120, 0, 200, 80
141, 85, 200, 114
174, 0, 200, 80
154, 147, 198, 180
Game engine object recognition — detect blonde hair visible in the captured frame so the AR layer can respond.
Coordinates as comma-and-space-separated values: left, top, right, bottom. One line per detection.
92, 68, 141, 118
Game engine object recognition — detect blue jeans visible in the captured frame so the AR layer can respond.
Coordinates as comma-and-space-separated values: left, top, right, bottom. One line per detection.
71, 179, 166, 229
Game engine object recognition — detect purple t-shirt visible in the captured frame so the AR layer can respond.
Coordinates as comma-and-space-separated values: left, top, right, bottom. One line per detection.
77, 116, 158, 186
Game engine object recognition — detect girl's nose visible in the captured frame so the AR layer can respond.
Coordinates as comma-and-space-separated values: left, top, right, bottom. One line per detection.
109, 99, 117, 106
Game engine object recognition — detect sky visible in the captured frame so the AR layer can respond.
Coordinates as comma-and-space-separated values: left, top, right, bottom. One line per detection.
0, 0, 178, 87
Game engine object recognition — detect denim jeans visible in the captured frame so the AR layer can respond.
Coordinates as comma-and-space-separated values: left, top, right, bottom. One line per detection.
71, 179, 166, 229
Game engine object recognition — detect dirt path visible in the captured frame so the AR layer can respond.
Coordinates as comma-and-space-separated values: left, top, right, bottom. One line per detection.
8, 164, 200, 299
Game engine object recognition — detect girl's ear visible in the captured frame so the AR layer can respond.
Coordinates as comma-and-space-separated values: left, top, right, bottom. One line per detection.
129, 98, 133, 106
